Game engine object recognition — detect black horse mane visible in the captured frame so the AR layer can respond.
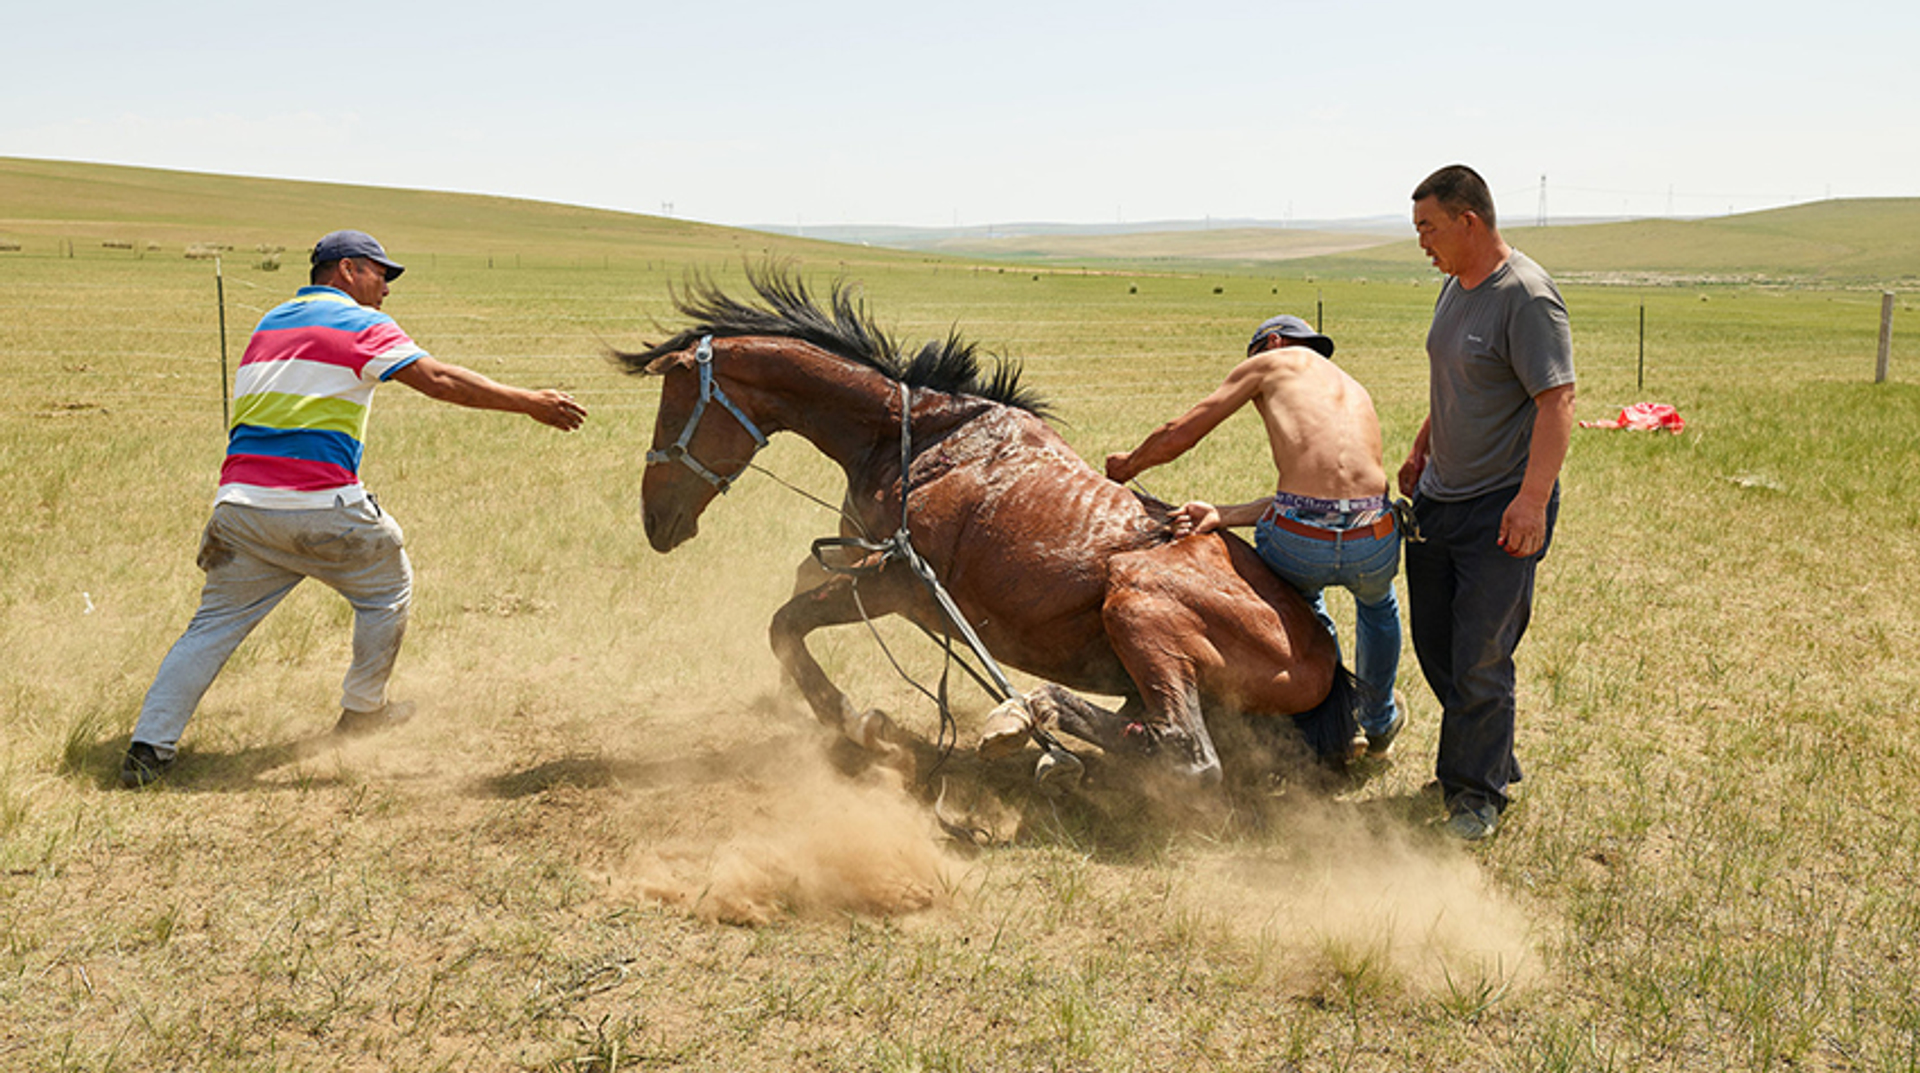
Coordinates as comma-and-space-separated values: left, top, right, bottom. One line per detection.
613, 264, 1048, 416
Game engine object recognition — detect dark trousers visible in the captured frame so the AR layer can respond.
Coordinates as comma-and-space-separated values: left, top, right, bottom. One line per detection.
1404, 484, 1557, 813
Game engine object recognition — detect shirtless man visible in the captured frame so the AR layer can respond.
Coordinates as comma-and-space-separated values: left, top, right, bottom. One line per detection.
1106, 314, 1404, 756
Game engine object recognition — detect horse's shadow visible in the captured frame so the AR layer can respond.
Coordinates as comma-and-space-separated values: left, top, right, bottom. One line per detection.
460, 695, 1447, 860
448, 718, 1178, 859
474, 735, 811, 799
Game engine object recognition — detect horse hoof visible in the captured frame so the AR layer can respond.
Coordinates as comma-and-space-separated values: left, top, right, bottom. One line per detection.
1033, 748, 1084, 791
852, 709, 898, 751
977, 698, 1034, 759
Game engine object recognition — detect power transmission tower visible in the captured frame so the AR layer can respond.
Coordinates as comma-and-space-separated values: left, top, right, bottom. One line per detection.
1536, 175, 1547, 228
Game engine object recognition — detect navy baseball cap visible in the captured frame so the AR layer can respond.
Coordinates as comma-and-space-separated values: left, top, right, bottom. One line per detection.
310, 230, 405, 280
1248, 314, 1334, 358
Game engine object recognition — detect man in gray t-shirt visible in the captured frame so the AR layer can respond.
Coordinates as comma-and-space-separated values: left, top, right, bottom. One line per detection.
1399, 165, 1577, 840
1423, 249, 1575, 500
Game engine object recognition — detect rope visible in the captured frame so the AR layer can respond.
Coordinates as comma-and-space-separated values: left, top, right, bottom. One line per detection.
685, 376, 1074, 780
720, 453, 983, 776
808, 384, 1072, 762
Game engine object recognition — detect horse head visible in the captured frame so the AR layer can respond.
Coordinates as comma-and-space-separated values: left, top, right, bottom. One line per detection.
628, 334, 772, 553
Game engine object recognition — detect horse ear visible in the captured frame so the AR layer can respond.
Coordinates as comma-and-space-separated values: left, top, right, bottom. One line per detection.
641, 351, 687, 376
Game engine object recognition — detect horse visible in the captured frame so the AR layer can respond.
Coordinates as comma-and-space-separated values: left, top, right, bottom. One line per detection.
616, 267, 1356, 787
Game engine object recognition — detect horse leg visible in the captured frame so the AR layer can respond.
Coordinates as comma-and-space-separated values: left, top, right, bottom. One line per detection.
790, 496, 856, 597
791, 553, 832, 596
975, 610, 1226, 785
1096, 675, 1220, 785
768, 571, 913, 751
1095, 561, 1229, 786
1024, 683, 1152, 753
982, 682, 1218, 782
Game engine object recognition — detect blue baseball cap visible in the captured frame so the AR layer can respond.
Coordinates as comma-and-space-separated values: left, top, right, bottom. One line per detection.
1248, 314, 1333, 358
310, 229, 405, 280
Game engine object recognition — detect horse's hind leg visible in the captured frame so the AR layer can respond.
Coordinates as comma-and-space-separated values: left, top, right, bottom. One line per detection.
1021, 683, 1149, 753
768, 571, 913, 751
990, 682, 1218, 782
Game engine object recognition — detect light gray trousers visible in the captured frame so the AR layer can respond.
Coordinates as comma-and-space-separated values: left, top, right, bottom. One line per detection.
132, 499, 412, 758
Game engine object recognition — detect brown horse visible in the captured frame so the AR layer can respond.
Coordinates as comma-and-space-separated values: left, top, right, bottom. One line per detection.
617, 269, 1354, 785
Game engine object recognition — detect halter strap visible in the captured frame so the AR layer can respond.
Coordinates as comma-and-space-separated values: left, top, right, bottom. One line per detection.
644, 334, 771, 493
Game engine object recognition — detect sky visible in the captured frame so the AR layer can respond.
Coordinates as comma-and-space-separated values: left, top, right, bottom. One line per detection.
6, 0, 1916, 231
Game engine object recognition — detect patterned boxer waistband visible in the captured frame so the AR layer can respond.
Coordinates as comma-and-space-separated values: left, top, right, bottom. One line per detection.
1268, 490, 1389, 514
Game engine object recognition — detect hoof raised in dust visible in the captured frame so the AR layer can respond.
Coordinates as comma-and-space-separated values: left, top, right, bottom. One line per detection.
1033, 747, 1084, 792
850, 709, 900, 751
977, 697, 1035, 760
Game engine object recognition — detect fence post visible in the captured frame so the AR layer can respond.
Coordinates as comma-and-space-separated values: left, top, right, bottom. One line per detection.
215, 256, 230, 428
1877, 291, 1894, 383
1638, 303, 1646, 391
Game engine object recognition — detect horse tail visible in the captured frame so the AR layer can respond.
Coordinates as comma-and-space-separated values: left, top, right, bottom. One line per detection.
1290, 663, 1362, 767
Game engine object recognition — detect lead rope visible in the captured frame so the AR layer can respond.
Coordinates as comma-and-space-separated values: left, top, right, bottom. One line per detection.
811, 382, 1074, 779
654, 340, 1063, 788
725, 458, 1005, 724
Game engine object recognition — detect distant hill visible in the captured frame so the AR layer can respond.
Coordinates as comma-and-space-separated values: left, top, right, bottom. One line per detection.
764, 200, 1920, 283
756, 215, 1410, 246
1313, 199, 1920, 284
4, 158, 1915, 283
0, 157, 917, 270
919, 226, 1398, 264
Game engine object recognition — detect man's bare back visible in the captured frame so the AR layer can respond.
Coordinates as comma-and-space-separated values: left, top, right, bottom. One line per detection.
1245, 345, 1388, 501
1104, 340, 1388, 511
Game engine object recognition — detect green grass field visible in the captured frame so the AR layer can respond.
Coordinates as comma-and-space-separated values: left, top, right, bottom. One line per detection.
3, 160, 1919, 1071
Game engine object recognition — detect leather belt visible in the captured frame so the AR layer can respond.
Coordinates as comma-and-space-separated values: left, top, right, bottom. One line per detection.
1263, 510, 1397, 543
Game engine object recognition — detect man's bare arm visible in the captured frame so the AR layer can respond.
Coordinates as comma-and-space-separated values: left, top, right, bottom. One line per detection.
1106, 358, 1265, 484
1170, 497, 1270, 537
1397, 415, 1432, 497
392, 356, 587, 431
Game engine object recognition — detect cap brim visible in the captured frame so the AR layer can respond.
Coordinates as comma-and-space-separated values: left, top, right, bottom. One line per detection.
1252, 331, 1335, 358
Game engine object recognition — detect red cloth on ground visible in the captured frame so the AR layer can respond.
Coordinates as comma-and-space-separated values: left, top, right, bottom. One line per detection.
1580, 402, 1685, 433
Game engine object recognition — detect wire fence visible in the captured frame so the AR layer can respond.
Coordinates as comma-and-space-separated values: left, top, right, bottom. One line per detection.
3, 248, 1905, 427
0, 256, 1342, 422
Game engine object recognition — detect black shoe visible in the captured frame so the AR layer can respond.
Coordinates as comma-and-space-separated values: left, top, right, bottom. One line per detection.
1440, 799, 1501, 841
334, 699, 417, 738
120, 742, 174, 788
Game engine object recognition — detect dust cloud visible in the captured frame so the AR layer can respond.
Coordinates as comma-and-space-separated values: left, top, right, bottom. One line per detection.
618, 745, 976, 926
1170, 797, 1541, 996
607, 714, 1537, 999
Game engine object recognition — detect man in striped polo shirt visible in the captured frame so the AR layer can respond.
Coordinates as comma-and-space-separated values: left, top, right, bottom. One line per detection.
122, 230, 587, 787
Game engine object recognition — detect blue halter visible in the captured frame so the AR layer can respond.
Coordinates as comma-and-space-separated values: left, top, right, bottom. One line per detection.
644, 335, 770, 493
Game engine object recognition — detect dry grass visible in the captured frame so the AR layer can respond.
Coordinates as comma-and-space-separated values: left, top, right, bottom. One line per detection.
3, 236, 1918, 1071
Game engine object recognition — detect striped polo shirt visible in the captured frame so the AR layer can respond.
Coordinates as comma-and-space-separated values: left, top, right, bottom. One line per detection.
217, 286, 426, 509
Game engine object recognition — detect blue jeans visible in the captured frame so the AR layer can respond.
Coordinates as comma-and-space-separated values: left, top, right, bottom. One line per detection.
1403, 484, 1557, 814
132, 499, 413, 758
1253, 515, 1403, 735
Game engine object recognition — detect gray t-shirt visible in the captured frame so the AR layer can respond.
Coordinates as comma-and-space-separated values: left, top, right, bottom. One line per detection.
1420, 249, 1575, 501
